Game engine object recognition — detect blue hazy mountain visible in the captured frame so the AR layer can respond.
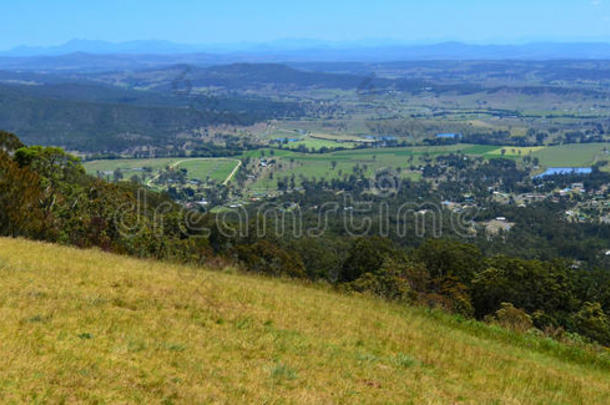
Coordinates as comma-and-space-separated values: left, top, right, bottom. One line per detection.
1, 40, 610, 69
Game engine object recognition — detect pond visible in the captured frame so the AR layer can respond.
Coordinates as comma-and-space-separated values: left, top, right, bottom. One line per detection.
533, 167, 592, 179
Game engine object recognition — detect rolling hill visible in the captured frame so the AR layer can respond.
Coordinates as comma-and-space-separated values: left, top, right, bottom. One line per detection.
92, 63, 386, 92
0, 82, 304, 151
0, 237, 608, 403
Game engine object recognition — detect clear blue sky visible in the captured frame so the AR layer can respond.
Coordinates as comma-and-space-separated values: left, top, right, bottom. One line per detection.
2, 0, 610, 49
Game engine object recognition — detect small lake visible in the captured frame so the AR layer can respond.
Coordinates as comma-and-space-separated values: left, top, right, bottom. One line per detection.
272, 137, 300, 143
533, 167, 592, 179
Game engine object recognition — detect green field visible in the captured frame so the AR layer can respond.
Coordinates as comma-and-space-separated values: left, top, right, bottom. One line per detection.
265, 130, 363, 151
83, 142, 610, 191
177, 159, 240, 182
1, 238, 608, 403
487, 146, 546, 156
285, 137, 358, 150
531, 143, 610, 167
84, 157, 240, 183
248, 144, 489, 190
248, 143, 610, 190
83, 157, 181, 174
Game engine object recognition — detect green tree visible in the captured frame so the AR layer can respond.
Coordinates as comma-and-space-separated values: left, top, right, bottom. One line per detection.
414, 239, 483, 287
0, 151, 45, 237
340, 237, 404, 283
571, 302, 610, 345
471, 256, 576, 321
113, 168, 124, 182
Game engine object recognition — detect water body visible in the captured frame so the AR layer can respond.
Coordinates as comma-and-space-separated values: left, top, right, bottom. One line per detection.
533, 167, 592, 179
364, 135, 398, 141
272, 138, 300, 143
436, 133, 462, 139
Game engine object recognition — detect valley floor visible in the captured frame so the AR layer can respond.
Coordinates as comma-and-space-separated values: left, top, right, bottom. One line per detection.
0, 238, 608, 403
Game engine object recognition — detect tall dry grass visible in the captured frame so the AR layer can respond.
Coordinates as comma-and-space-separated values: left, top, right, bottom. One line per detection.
0, 237, 608, 403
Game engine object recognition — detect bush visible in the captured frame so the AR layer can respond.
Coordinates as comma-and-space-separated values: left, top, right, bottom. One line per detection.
486, 303, 533, 333
346, 257, 424, 302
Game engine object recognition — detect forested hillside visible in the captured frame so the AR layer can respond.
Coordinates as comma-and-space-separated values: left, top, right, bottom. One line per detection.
0, 83, 304, 151
1, 130, 609, 348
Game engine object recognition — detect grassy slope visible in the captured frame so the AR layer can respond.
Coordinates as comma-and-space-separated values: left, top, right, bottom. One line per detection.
0, 239, 609, 403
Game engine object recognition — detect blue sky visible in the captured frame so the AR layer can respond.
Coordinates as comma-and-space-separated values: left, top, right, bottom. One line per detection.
2, 0, 610, 49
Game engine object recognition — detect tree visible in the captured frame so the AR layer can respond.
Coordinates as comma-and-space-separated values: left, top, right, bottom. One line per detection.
235, 240, 305, 278
0, 151, 45, 237
113, 168, 124, 182
0, 131, 24, 154
414, 239, 483, 287
340, 237, 403, 283
470, 256, 576, 321
571, 302, 610, 345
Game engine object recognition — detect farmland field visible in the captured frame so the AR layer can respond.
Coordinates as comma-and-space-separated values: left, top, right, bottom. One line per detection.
285, 137, 358, 150
249, 143, 610, 190
177, 159, 241, 182
247, 144, 483, 190
531, 143, 610, 167
84, 157, 241, 183
83, 158, 181, 174
486, 146, 546, 156
83, 142, 610, 192
309, 132, 372, 143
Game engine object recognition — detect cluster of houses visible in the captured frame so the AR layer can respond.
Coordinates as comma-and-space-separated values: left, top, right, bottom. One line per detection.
559, 182, 587, 196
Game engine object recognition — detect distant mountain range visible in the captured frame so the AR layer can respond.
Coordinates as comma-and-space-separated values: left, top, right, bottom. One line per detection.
2, 39, 610, 62
1, 39, 418, 57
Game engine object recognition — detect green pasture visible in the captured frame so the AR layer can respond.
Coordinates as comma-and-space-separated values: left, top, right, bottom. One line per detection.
530, 143, 609, 167
83, 142, 610, 193
247, 144, 480, 190
84, 157, 240, 183
486, 146, 546, 157
83, 158, 181, 174
177, 159, 240, 182
285, 137, 358, 150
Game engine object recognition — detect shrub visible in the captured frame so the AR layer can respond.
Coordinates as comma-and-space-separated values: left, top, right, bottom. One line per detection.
439, 276, 475, 317
391, 353, 417, 368
487, 303, 533, 333
347, 257, 416, 302
270, 362, 298, 381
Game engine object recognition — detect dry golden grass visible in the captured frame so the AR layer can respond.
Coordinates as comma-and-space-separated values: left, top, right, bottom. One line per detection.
0, 237, 608, 404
